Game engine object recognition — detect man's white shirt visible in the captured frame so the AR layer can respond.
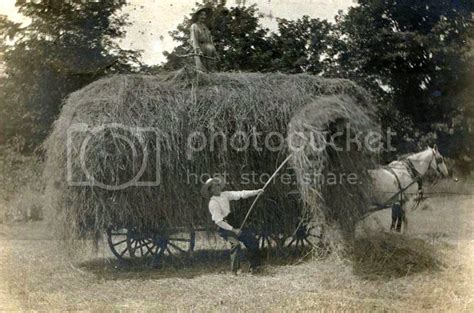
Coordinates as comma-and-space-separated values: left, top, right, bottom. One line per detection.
208, 190, 261, 231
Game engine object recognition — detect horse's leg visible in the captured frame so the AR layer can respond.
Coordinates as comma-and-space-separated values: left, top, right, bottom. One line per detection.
402, 215, 408, 234
396, 217, 402, 232
390, 208, 397, 232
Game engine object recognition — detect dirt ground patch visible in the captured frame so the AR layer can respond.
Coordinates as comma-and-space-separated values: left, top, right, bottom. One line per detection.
0, 182, 473, 311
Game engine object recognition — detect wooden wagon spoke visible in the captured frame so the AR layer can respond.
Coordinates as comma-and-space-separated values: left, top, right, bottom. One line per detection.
133, 241, 152, 250
168, 242, 187, 254
111, 238, 128, 246
142, 238, 154, 245
128, 240, 138, 257
137, 240, 145, 256
143, 242, 154, 256
119, 246, 130, 257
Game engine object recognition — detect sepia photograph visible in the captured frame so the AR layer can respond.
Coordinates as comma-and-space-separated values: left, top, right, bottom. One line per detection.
0, 0, 472, 311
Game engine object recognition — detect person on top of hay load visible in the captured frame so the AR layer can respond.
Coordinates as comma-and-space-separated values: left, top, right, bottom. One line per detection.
201, 176, 263, 274
190, 4, 218, 72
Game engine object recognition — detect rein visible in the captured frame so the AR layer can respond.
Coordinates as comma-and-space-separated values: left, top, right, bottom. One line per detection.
381, 155, 428, 210
386, 148, 444, 210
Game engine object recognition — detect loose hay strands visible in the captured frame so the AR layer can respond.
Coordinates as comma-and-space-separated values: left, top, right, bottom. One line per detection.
43, 70, 377, 251
288, 95, 379, 250
353, 234, 443, 279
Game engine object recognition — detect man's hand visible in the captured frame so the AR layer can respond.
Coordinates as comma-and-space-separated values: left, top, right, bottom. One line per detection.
233, 228, 241, 236
257, 189, 264, 194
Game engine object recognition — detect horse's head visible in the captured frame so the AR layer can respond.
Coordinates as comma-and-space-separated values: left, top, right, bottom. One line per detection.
429, 145, 449, 178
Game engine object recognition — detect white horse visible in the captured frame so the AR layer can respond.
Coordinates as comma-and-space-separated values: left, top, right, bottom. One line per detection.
368, 145, 449, 233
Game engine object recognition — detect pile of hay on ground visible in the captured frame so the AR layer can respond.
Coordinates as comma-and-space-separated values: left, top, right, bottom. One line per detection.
353, 234, 442, 279
44, 69, 377, 249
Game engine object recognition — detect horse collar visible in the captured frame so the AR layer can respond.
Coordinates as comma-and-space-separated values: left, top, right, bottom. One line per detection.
404, 158, 422, 179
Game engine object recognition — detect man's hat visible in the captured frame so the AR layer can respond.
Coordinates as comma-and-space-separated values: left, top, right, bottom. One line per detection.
200, 176, 225, 198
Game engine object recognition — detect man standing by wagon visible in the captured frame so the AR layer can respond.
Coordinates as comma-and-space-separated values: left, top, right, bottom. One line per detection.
201, 176, 263, 274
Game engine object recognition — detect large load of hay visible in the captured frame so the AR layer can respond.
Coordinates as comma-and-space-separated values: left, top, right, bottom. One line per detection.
44, 70, 378, 248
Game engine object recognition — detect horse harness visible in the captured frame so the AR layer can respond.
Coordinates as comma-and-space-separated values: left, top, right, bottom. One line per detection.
383, 158, 424, 208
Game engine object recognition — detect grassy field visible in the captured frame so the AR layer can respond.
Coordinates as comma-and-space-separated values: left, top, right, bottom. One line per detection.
0, 180, 473, 311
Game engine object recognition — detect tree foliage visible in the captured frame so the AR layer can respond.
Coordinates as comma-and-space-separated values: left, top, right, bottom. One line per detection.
0, 0, 141, 150
332, 0, 473, 158
269, 16, 334, 74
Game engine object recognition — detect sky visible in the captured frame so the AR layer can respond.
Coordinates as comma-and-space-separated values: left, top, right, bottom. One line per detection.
0, 0, 354, 65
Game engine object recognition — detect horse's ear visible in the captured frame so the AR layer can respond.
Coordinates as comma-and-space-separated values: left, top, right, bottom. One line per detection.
433, 144, 438, 151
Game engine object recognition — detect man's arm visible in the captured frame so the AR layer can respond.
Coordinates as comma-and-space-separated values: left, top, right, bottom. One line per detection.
222, 189, 263, 201
209, 199, 234, 231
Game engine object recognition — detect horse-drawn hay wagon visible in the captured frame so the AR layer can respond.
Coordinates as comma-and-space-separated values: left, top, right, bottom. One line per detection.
44, 70, 379, 265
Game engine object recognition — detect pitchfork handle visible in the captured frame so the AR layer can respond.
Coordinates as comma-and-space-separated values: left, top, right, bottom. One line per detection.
239, 154, 293, 230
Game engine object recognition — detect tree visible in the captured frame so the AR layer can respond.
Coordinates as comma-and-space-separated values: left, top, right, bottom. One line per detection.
269, 16, 334, 74
332, 0, 473, 159
0, 0, 141, 150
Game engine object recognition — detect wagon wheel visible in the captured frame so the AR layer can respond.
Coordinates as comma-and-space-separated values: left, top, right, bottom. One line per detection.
150, 228, 196, 265
256, 229, 276, 250
255, 198, 289, 250
106, 227, 195, 264
286, 224, 319, 250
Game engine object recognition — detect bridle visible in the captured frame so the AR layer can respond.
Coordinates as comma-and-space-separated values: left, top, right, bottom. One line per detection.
429, 149, 446, 177
407, 148, 445, 178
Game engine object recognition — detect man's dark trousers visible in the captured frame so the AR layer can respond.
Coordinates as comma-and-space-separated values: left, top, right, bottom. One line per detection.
218, 228, 261, 272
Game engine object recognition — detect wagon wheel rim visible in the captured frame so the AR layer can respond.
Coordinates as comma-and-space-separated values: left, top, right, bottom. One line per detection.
107, 227, 161, 261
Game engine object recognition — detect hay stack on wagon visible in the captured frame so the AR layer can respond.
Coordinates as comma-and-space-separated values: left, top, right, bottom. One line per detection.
44, 70, 378, 249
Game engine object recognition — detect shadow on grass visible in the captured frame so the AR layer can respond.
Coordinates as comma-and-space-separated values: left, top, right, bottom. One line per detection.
79, 246, 315, 280
352, 234, 444, 280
